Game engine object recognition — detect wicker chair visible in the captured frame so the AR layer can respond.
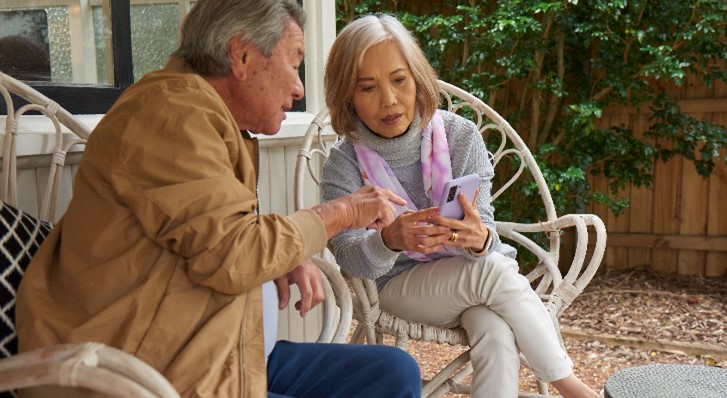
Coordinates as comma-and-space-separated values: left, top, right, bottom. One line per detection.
294, 80, 607, 398
0, 71, 182, 397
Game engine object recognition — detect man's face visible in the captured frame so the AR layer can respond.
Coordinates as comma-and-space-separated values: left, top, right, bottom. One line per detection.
233, 21, 305, 134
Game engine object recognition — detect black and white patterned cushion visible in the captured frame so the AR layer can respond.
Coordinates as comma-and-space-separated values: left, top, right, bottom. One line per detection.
0, 201, 52, 359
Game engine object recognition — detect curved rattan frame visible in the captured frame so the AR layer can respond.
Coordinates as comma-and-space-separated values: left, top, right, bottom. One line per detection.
294, 80, 607, 398
1, 72, 91, 223
0, 343, 180, 397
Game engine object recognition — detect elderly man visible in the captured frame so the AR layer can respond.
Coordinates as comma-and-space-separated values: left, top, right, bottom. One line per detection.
16, 1, 421, 397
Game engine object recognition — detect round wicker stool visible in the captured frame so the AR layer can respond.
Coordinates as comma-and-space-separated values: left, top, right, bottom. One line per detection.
604, 364, 727, 398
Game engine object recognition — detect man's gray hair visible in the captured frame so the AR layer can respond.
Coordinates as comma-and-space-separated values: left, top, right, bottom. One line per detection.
172, 0, 305, 77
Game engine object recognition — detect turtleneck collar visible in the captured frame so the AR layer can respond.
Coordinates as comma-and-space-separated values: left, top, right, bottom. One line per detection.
351, 111, 423, 166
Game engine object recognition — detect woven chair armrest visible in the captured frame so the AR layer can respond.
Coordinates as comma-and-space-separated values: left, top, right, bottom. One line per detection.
347, 276, 384, 345
550, 214, 606, 290
348, 276, 380, 313
548, 214, 606, 317
496, 221, 563, 288
0, 73, 91, 139
500, 213, 606, 317
0, 343, 179, 397
309, 256, 353, 344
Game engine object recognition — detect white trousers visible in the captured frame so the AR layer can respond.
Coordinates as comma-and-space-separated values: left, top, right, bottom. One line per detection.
379, 252, 573, 398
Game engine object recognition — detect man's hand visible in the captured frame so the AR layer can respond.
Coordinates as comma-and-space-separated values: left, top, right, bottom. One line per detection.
313, 185, 406, 239
274, 259, 324, 317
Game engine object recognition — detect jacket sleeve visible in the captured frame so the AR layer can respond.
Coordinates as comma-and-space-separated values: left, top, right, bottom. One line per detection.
106, 82, 327, 294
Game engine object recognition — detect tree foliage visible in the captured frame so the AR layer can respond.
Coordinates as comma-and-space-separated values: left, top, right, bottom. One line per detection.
336, 0, 727, 223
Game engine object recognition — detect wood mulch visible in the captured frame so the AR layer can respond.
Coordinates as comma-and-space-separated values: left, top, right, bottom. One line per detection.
392, 267, 727, 396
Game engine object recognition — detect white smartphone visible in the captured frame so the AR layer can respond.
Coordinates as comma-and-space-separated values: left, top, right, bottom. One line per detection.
437, 173, 479, 220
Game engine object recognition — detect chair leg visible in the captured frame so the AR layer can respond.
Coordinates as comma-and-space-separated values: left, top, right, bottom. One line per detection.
350, 323, 366, 344
422, 349, 473, 397
394, 332, 409, 348
536, 379, 551, 395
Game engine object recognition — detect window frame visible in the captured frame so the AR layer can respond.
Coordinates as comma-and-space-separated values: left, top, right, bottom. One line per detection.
1, 0, 310, 116
1, 0, 133, 115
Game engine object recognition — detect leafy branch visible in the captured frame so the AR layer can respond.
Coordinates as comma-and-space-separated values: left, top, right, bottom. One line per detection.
336, 0, 727, 222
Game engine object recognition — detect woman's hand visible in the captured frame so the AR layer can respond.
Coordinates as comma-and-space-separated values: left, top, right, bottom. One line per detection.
381, 208, 451, 253
431, 188, 489, 252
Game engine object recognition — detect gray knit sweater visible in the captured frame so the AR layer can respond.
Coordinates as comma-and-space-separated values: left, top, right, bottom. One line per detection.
320, 110, 516, 290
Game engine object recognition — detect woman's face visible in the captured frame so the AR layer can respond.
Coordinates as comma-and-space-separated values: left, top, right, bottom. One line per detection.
351, 41, 417, 138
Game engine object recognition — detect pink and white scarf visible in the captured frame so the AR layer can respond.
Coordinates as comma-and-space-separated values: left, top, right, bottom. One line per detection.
354, 111, 457, 261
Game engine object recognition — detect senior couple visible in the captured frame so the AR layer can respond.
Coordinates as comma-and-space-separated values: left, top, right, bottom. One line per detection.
16, 1, 599, 397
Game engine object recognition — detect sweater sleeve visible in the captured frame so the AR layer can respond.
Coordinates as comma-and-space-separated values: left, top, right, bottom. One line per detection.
442, 111, 511, 260
320, 141, 402, 280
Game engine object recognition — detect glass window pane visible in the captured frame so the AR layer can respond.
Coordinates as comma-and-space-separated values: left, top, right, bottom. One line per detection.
130, 3, 181, 81
91, 4, 111, 85
48, 5, 72, 83
0, 1, 112, 85
0, 8, 51, 81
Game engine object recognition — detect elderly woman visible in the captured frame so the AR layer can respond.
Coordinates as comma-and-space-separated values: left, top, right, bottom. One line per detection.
320, 14, 600, 398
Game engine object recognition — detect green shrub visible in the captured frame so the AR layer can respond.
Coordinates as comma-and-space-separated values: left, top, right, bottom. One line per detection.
336, 0, 727, 223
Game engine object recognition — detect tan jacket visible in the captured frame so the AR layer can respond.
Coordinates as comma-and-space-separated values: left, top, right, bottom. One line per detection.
16, 58, 327, 398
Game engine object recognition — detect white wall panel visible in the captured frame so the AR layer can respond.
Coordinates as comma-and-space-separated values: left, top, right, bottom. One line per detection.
6, 123, 333, 343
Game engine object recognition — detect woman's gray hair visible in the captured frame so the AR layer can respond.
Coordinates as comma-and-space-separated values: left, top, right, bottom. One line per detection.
324, 14, 440, 138
173, 0, 305, 77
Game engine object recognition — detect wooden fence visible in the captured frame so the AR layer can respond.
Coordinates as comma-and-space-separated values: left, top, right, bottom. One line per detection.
338, 1, 727, 277
588, 75, 727, 277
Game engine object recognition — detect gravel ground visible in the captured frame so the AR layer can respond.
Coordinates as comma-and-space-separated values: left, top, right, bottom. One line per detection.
379, 268, 727, 396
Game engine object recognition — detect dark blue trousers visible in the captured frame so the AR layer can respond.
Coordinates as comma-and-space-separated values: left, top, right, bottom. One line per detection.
267, 340, 421, 398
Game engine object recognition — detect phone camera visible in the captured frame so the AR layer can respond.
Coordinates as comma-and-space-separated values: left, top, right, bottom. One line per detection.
446, 185, 458, 202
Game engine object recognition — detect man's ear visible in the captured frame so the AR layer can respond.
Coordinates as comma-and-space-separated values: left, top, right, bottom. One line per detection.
228, 37, 251, 81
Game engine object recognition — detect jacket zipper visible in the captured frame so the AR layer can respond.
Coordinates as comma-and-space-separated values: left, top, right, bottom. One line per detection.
240, 135, 260, 397
253, 137, 260, 212
240, 292, 250, 397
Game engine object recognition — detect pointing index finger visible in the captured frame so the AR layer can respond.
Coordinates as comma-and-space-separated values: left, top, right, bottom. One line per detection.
383, 189, 407, 206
